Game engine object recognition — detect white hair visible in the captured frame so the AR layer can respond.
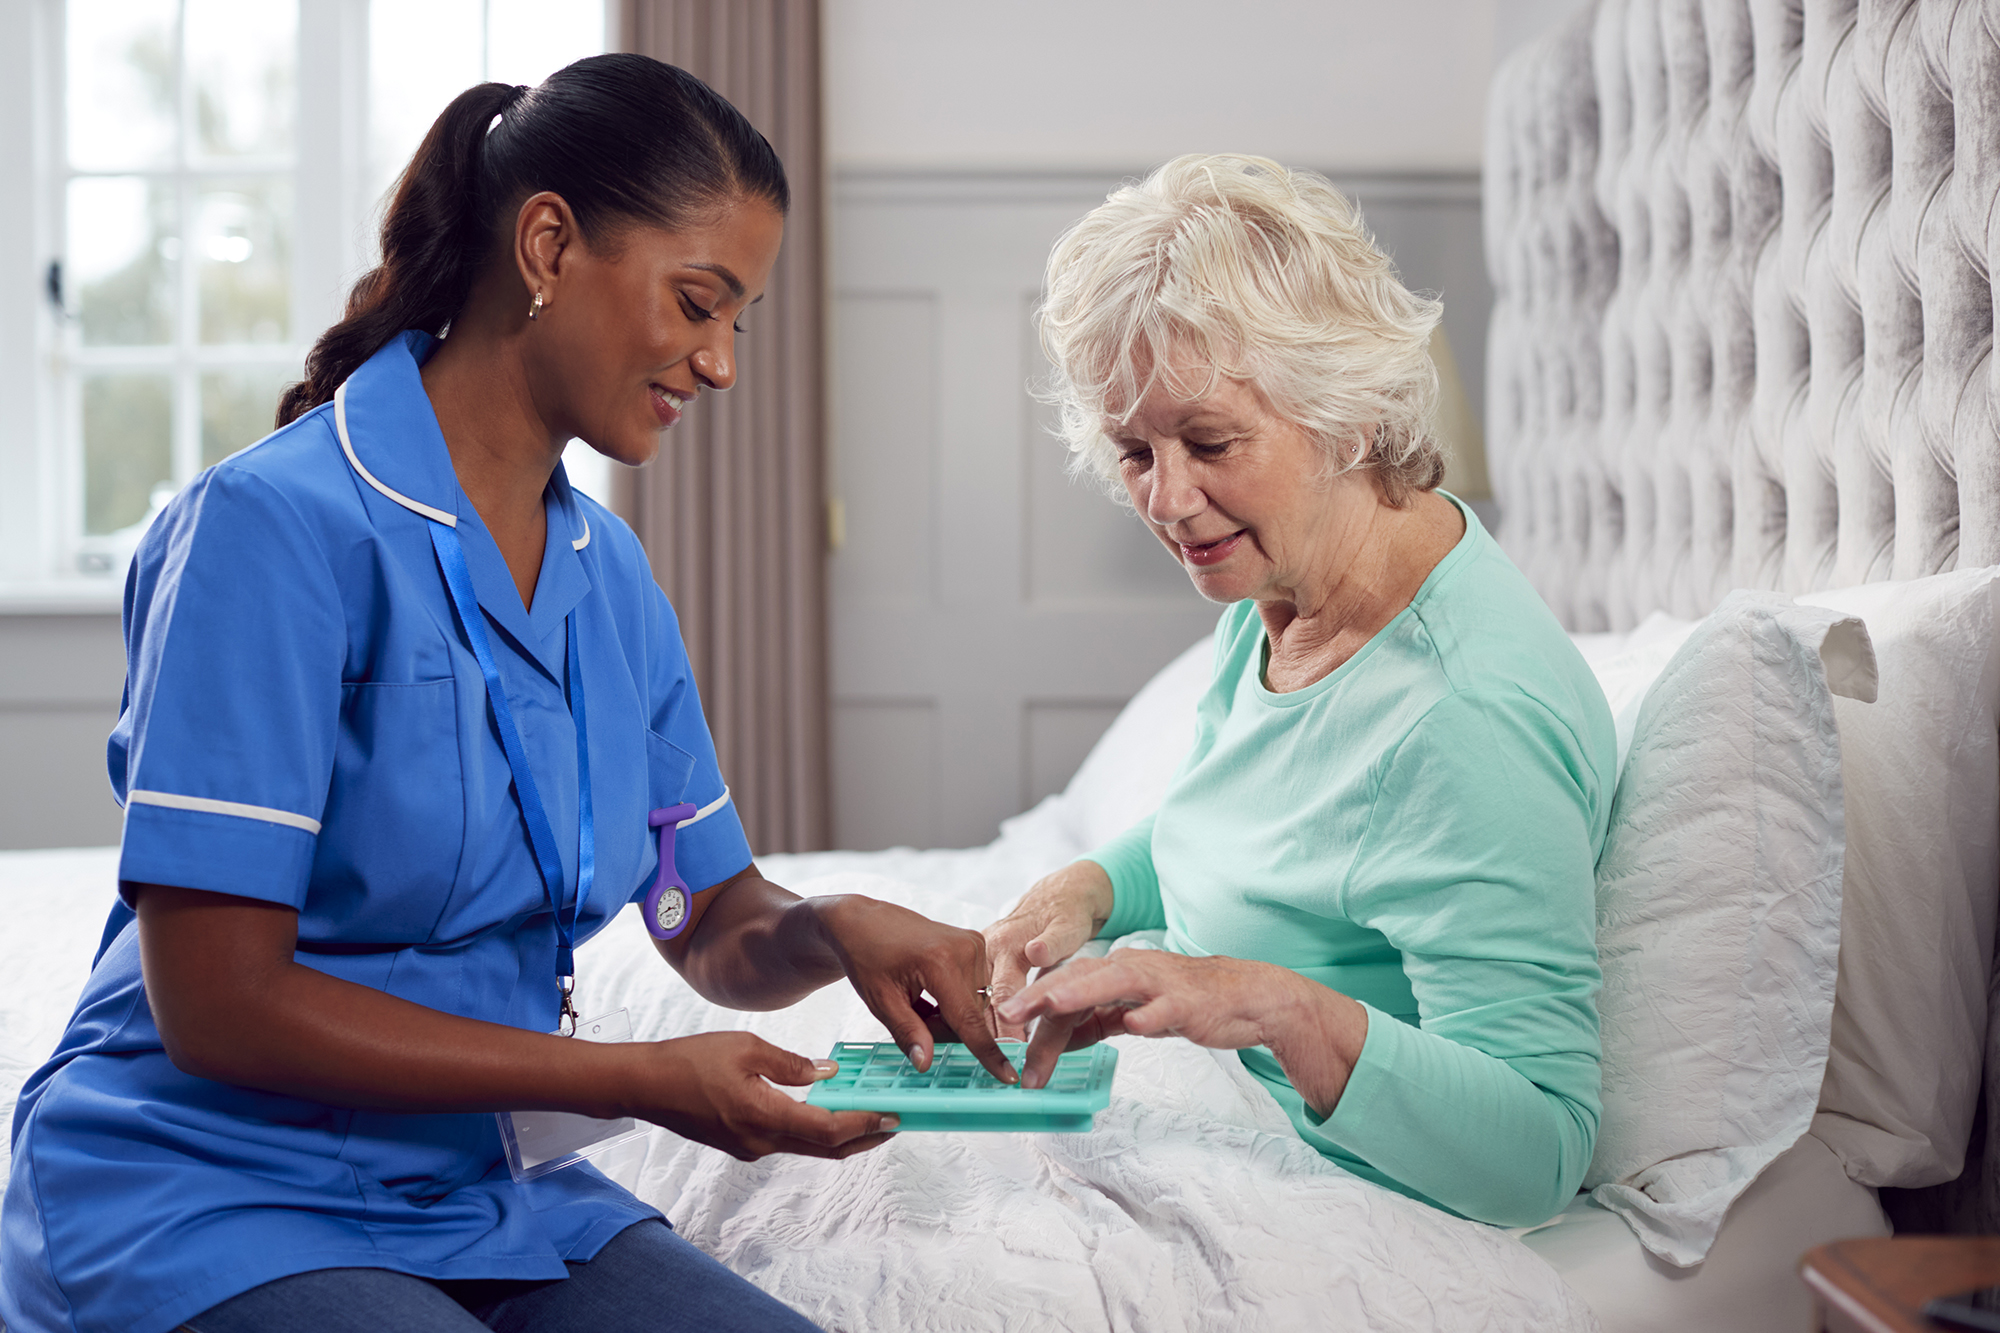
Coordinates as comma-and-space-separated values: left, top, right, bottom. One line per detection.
1036, 154, 1446, 505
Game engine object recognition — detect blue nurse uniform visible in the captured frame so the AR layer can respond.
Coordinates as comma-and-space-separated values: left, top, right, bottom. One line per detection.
0, 331, 756, 1333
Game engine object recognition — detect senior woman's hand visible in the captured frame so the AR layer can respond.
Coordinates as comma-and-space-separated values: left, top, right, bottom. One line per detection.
994, 949, 1371, 1117
981, 860, 1115, 1038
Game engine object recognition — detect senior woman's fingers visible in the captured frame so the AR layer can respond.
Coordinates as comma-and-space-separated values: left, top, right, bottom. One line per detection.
980, 923, 1039, 1040
1022, 917, 1092, 970
995, 954, 1143, 1026
1020, 1005, 1128, 1089
982, 861, 1111, 1038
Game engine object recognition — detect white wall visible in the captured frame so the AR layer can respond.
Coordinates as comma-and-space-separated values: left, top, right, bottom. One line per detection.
0, 0, 1590, 852
816, 0, 1537, 848
825, 0, 1497, 172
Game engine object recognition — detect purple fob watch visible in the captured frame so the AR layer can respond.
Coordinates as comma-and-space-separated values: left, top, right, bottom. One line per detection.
644, 803, 699, 940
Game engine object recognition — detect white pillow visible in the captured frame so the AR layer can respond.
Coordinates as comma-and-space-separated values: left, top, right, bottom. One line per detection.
1585, 591, 1875, 1266
1062, 635, 1213, 851
1580, 611, 1700, 778
1799, 566, 2000, 1188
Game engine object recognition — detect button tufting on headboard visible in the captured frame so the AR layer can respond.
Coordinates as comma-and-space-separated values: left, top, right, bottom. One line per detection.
1486, 0, 1999, 630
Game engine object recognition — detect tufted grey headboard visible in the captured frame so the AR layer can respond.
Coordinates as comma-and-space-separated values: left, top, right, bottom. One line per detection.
1484, 0, 2000, 632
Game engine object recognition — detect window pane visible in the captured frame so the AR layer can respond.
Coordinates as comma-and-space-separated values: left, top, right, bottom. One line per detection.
70, 177, 177, 347
68, 0, 178, 171
84, 373, 175, 535
487, 0, 604, 87
197, 181, 291, 344
186, 0, 297, 160
201, 366, 297, 465
367, 0, 481, 216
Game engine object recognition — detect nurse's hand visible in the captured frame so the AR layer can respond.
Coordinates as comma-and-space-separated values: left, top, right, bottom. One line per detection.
810, 895, 1019, 1086
992, 950, 1371, 1117
645, 1031, 898, 1161
980, 860, 1114, 1039
656, 863, 1014, 1083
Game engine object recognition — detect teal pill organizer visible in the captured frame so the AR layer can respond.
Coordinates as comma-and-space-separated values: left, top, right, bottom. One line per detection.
806, 1040, 1118, 1132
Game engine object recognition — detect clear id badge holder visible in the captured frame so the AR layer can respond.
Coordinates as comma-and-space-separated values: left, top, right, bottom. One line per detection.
496, 1008, 649, 1183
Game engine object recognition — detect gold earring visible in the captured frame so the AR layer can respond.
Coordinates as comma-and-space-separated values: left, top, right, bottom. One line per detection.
528, 291, 544, 321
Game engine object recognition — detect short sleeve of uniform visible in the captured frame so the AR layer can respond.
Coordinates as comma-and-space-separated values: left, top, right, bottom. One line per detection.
637, 581, 752, 895
112, 466, 345, 907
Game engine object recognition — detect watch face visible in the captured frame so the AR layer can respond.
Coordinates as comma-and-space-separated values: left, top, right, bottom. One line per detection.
654, 887, 687, 934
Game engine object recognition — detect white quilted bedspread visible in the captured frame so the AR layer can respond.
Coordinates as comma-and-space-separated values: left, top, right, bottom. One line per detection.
585, 865, 1597, 1333
0, 845, 1597, 1333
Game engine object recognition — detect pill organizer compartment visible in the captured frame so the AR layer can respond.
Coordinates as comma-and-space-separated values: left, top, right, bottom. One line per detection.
806, 1040, 1118, 1132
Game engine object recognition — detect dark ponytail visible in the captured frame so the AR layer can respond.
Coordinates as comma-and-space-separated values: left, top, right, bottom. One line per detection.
276, 55, 787, 428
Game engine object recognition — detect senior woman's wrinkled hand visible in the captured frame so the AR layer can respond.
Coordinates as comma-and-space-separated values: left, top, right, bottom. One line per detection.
980, 860, 1115, 1039
994, 950, 1373, 1117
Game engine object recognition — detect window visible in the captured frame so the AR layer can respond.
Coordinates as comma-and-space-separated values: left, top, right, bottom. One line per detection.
57, 0, 304, 575
5, 0, 608, 607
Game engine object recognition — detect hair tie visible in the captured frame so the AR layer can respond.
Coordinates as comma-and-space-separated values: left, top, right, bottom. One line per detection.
487, 85, 530, 135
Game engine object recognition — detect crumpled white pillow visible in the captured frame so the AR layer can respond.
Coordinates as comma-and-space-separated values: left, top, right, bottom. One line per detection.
1585, 590, 1875, 1266
1577, 611, 1700, 778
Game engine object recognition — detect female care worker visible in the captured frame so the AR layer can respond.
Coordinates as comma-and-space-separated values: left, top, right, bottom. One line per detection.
0, 55, 1012, 1333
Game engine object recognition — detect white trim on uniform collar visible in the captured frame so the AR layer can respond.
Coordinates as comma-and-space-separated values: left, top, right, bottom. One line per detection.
333, 380, 458, 527
128, 789, 324, 834
335, 379, 594, 552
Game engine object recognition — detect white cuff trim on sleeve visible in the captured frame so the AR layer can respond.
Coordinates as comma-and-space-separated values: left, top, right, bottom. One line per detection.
127, 789, 323, 834
682, 786, 731, 826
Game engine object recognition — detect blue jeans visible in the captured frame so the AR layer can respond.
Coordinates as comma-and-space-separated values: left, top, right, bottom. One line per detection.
176, 1220, 822, 1333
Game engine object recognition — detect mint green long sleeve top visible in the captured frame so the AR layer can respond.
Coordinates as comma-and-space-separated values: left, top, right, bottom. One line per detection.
1086, 500, 1615, 1229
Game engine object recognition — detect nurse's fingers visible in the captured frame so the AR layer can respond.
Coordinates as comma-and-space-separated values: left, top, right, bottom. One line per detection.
770, 1103, 898, 1151
735, 1086, 898, 1159
913, 937, 1018, 1086
866, 980, 943, 1075
748, 1041, 844, 1088
980, 924, 1037, 1041
814, 1129, 899, 1160
853, 951, 1017, 1085
818, 895, 1013, 1082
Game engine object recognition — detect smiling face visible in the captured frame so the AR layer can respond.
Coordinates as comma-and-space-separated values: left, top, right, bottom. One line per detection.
1108, 361, 1382, 607
524, 194, 785, 467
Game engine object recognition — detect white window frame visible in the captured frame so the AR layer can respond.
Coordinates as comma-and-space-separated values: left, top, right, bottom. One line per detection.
4, 0, 617, 612
4, 0, 372, 611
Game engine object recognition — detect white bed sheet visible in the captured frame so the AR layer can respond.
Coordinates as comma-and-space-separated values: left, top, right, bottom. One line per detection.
0, 841, 1884, 1331
1523, 1133, 1886, 1333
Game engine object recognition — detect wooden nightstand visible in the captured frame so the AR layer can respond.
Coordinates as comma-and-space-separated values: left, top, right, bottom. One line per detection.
1801, 1237, 2000, 1332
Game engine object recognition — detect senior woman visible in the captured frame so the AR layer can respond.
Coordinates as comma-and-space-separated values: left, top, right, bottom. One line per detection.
986, 155, 1615, 1230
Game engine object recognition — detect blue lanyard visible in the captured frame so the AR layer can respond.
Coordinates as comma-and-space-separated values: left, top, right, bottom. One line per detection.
427, 519, 593, 1028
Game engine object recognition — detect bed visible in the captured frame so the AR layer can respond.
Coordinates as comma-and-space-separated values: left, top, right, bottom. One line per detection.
7, 0, 2000, 1329
3, 582, 1986, 1333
